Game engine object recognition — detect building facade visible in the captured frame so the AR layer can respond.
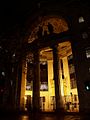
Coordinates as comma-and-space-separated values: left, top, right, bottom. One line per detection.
19, 11, 90, 113
0, 1, 90, 114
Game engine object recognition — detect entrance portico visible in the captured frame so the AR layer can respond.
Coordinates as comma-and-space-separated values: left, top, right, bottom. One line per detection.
20, 16, 80, 113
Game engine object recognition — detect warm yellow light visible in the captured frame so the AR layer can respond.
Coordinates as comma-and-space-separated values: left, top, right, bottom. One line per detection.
24, 96, 27, 100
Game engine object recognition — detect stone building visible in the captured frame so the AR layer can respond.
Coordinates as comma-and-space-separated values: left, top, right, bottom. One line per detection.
0, 0, 90, 114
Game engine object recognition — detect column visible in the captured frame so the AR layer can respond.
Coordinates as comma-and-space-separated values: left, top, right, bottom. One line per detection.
20, 60, 26, 111
52, 45, 64, 112
32, 49, 40, 112
16, 62, 23, 111
71, 39, 90, 113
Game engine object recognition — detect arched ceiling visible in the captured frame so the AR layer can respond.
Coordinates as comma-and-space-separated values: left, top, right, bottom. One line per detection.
28, 16, 68, 43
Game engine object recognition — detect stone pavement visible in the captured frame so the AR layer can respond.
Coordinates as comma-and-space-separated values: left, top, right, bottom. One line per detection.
0, 113, 90, 120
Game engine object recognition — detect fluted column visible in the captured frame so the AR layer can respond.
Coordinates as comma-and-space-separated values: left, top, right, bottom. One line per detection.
52, 45, 64, 112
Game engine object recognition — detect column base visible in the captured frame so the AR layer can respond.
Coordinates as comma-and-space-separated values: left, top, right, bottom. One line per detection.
55, 107, 65, 114
32, 107, 41, 113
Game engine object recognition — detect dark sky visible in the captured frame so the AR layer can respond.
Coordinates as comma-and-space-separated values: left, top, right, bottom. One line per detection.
0, 0, 89, 34
0, 0, 89, 25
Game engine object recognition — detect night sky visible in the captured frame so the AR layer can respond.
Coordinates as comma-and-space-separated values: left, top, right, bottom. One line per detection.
0, 0, 89, 29
0, 0, 89, 55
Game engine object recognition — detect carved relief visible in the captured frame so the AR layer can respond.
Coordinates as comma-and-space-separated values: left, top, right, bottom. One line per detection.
28, 16, 68, 43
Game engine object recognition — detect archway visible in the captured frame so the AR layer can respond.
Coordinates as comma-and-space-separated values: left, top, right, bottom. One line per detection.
27, 15, 69, 43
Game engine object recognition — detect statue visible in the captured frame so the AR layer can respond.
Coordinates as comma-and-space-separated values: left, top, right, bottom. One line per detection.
44, 30, 48, 36
47, 23, 54, 34
37, 26, 43, 39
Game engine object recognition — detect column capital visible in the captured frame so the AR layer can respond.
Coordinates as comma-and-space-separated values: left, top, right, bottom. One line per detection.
51, 44, 58, 50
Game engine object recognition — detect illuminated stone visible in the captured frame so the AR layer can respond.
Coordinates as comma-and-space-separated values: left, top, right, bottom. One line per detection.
28, 16, 68, 43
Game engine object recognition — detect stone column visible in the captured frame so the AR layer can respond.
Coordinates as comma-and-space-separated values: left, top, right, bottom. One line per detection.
16, 61, 23, 111
32, 49, 40, 112
20, 60, 26, 111
52, 45, 64, 113
71, 39, 90, 114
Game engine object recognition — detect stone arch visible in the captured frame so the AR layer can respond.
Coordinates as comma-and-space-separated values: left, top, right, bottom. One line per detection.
27, 15, 69, 43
